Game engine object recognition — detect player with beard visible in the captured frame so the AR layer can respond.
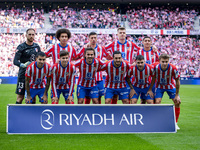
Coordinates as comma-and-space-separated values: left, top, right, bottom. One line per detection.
13, 28, 41, 104
25, 52, 51, 104
126, 55, 154, 104
100, 51, 130, 104
77, 32, 112, 104
75, 48, 105, 104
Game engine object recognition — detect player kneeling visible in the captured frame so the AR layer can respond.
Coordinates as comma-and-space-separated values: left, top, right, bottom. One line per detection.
51, 50, 76, 104
126, 55, 154, 104
25, 52, 51, 104
147, 53, 181, 130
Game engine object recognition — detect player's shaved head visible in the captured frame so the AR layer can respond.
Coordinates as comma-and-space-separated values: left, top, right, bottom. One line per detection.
26, 28, 35, 34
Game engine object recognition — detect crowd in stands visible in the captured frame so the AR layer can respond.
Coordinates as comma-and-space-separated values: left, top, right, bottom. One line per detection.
0, 8, 45, 28
0, 33, 46, 76
49, 7, 122, 29
1, 33, 199, 77
0, 6, 198, 30
127, 6, 198, 29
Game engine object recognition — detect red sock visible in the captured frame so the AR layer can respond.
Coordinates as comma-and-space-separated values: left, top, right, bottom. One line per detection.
55, 102, 58, 104
70, 101, 74, 104
175, 107, 180, 122
52, 102, 55, 104
111, 99, 117, 104
85, 98, 91, 104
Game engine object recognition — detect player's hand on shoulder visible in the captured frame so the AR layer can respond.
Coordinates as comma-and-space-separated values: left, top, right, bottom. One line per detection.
84, 43, 91, 48
152, 45, 158, 52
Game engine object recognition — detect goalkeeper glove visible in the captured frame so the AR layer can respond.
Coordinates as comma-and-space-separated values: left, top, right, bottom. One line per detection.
24, 61, 31, 67
20, 63, 26, 68
20, 61, 31, 68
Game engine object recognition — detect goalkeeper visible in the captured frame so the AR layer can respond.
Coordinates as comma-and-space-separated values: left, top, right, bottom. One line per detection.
13, 28, 41, 104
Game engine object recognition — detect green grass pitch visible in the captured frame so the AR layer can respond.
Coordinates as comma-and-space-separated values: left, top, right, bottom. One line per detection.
0, 84, 200, 150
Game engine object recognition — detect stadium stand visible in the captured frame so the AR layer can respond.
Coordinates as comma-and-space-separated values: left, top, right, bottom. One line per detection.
0, 8, 45, 28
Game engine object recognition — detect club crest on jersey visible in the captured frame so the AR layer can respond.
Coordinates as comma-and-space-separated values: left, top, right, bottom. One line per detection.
35, 48, 38, 52
145, 75, 149, 78
166, 75, 170, 78
87, 73, 92, 77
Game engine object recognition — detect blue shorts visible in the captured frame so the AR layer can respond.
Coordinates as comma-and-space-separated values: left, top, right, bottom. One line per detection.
51, 89, 73, 100
25, 88, 45, 103
155, 88, 176, 99
105, 88, 129, 100
140, 84, 155, 100
77, 85, 99, 99
131, 86, 153, 100
97, 80, 105, 96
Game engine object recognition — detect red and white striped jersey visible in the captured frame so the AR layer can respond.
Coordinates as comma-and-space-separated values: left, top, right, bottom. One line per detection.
128, 64, 154, 88
25, 62, 51, 89
101, 60, 130, 89
105, 40, 140, 64
154, 63, 180, 89
45, 43, 77, 64
77, 44, 109, 81
75, 58, 104, 87
137, 48, 159, 64
51, 61, 75, 97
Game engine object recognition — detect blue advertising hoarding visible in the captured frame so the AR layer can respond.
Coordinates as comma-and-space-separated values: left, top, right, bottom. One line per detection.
7, 104, 176, 134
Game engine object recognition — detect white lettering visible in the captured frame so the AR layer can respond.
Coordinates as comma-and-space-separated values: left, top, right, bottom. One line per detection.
119, 114, 130, 125
81, 114, 92, 125
130, 114, 133, 125
104, 114, 115, 125
59, 114, 69, 125
92, 114, 103, 125
134, 113, 144, 125
73, 114, 83, 125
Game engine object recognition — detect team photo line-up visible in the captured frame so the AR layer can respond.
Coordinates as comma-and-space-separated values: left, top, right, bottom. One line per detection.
13, 27, 181, 129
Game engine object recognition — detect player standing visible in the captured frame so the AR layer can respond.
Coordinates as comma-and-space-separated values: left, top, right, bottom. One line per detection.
75, 48, 105, 104
104, 27, 140, 104
147, 53, 181, 130
136, 36, 159, 104
77, 32, 112, 104
51, 50, 76, 104
45, 28, 77, 64
13, 28, 41, 104
101, 51, 130, 104
137, 36, 159, 65
25, 52, 51, 104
